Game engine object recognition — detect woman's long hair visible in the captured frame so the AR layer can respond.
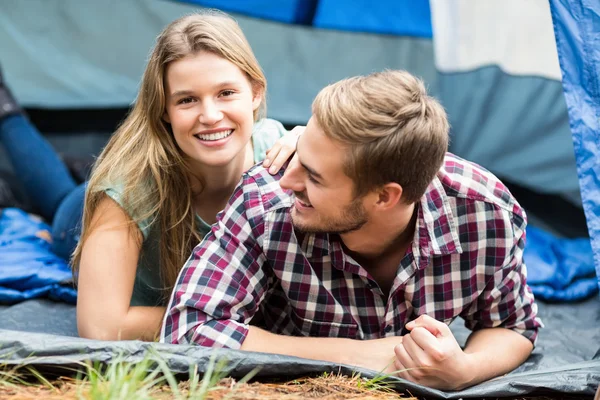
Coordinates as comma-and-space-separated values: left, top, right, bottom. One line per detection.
71, 10, 267, 299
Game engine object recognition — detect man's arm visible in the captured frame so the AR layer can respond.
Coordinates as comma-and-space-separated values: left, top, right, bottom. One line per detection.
462, 326, 532, 383
392, 213, 541, 390
160, 180, 271, 348
242, 326, 404, 374
392, 316, 532, 390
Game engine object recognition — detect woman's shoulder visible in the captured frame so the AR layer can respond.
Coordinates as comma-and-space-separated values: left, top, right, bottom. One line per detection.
101, 180, 154, 240
252, 118, 287, 162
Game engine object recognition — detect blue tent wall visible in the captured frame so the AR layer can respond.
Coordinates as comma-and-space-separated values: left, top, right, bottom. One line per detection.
175, 0, 318, 24
313, 0, 432, 38
550, 0, 600, 290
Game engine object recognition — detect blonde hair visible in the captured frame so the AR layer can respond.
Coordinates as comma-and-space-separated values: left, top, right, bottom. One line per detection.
71, 10, 267, 299
312, 70, 449, 203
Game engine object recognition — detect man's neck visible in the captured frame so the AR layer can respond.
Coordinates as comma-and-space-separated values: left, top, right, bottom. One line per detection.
340, 202, 417, 259
340, 203, 418, 297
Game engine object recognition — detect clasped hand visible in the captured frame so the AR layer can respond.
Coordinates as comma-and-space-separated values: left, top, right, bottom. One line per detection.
391, 315, 474, 390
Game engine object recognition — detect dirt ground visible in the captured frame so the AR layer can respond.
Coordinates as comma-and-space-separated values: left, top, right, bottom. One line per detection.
0, 374, 591, 400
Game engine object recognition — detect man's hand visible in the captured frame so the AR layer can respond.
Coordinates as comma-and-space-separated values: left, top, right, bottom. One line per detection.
352, 335, 405, 374
392, 315, 474, 390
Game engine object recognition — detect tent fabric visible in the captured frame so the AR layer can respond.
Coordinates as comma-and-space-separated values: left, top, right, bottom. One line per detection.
0, 0, 583, 202
0, 0, 435, 117
428, 1, 579, 199
1, 297, 598, 398
178, 0, 432, 37
312, 0, 432, 38
0, 208, 76, 305
436, 66, 580, 198
549, 0, 600, 291
175, 0, 318, 25
430, 0, 561, 80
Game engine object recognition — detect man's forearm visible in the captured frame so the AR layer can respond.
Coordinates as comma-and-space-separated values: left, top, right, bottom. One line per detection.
241, 326, 354, 365
461, 328, 533, 388
240, 326, 403, 373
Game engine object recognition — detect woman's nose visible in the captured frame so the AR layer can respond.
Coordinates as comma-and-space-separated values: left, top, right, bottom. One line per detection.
199, 101, 223, 125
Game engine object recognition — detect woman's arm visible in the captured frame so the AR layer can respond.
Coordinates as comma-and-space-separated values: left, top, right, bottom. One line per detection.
76, 196, 164, 341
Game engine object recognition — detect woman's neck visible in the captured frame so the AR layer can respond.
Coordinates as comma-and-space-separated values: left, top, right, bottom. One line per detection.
189, 142, 254, 223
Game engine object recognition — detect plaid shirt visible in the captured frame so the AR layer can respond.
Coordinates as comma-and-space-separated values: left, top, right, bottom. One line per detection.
161, 153, 542, 348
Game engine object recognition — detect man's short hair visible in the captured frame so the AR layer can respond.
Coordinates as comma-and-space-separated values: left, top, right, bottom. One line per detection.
312, 70, 450, 203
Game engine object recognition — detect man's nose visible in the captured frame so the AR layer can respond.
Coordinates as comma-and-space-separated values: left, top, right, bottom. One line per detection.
280, 155, 305, 192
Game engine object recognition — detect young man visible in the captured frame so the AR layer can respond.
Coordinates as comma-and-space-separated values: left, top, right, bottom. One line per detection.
161, 70, 542, 390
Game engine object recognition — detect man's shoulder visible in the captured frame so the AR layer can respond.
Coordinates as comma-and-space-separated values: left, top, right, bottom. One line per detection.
436, 153, 524, 219
242, 163, 294, 214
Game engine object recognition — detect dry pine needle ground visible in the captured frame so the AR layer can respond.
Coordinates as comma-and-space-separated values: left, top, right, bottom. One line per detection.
0, 374, 585, 400
0, 374, 412, 400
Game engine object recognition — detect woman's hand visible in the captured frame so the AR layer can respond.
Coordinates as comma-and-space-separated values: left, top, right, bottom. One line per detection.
263, 125, 305, 174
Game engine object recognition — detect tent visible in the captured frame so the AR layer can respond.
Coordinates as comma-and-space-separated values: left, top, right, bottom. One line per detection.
0, 0, 598, 397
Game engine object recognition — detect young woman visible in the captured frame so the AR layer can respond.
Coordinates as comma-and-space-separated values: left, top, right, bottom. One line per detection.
0, 11, 299, 341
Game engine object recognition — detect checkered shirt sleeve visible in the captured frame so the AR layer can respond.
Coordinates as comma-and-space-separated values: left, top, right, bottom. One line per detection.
460, 207, 540, 343
160, 175, 269, 349
436, 155, 542, 344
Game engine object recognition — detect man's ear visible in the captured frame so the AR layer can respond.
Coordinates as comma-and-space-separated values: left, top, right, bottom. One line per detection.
375, 183, 403, 211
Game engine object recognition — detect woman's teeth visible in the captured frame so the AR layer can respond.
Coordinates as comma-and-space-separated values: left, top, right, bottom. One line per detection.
195, 130, 233, 141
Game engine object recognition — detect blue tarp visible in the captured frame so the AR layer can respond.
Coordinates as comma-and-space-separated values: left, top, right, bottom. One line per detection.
0, 208, 76, 304
550, 0, 600, 293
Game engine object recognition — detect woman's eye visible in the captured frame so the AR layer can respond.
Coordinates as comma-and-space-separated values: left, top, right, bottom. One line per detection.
220, 90, 235, 97
308, 174, 319, 184
177, 97, 195, 105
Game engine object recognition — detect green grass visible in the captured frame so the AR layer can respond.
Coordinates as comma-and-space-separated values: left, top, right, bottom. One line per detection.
78, 350, 260, 400
0, 349, 261, 400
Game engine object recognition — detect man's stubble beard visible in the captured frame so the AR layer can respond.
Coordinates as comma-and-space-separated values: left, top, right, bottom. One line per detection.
290, 196, 368, 235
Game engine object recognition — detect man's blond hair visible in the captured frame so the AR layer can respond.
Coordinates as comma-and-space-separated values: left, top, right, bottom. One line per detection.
312, 70, 449, 203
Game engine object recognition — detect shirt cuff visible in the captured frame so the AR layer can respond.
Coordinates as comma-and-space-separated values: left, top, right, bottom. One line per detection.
189, 319, 250, 349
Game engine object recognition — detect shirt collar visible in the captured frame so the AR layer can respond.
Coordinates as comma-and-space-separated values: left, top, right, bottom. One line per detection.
412, 175, 463, 270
